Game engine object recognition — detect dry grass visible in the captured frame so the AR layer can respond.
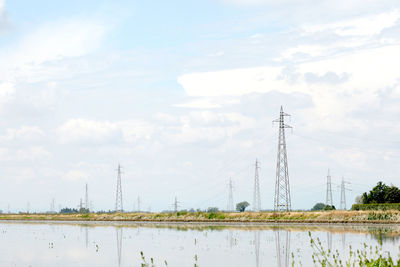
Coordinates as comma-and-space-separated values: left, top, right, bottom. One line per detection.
1, 210, 400, 224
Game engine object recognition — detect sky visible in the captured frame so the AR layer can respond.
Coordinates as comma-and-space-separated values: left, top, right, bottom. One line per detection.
0, 0, 399, 212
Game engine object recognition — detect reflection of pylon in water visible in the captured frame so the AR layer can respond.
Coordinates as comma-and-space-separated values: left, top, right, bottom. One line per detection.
327, 232, 332, 252
275, 229, 291, 267
116, 228, 123, 267
341, 233, 346, 251
85, 227, 89, 248
254, 231, 260, 267
227, 230, 236, 248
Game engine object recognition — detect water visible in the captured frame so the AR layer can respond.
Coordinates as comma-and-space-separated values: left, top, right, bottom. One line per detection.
0, 221, 399, 266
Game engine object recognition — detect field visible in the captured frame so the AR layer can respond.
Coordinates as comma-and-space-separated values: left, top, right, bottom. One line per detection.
1, 210, 400, 224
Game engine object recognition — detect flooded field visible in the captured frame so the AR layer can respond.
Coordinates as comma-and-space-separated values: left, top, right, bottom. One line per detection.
0, 221, 399, 266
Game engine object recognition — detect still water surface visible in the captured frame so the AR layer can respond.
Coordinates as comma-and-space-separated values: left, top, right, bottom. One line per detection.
0, 221, 399, 266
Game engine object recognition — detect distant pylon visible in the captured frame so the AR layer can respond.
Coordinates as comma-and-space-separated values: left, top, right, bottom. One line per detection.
253, 159, 261, 212
173, 196, 180, 212
115, 164, 123, 212
340, 177, 351, 210
85, 183, 89, 211
137, 196, 141, 212
273, 106, 292, 212
325, 169, 333, 207
227, 178, 234, 211
50, 198, 55, 213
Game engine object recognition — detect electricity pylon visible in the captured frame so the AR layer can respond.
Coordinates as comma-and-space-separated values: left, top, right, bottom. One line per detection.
273, 106, 292, 211
325, 169, 333, 207
227, 178, 234, 211
172, 196, 180, 212
115, 164, 123, 212
253, 159, 261, 212
85, 183, 89, 211
50, 198, 55, 213
340, 177, 351, 210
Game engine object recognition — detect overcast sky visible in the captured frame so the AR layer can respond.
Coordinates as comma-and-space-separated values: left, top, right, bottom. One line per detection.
0, 0, 399, 212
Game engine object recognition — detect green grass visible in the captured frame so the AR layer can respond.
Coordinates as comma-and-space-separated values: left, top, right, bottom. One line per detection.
308, 232, 400, 266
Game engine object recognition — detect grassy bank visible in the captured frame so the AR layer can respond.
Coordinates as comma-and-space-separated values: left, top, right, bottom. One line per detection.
1, 210, 400, 224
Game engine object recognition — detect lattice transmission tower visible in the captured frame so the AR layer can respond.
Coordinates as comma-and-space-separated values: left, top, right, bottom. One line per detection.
273, 106, 292, 211
253, 159, 261, 212
340, 177, 351, 210
85, 183, 89, 211
325, 169, 333, 207
115, 164, 123, 212
173, 196, 180, 212
50, 198, 55, 213
227, 178, 234, 211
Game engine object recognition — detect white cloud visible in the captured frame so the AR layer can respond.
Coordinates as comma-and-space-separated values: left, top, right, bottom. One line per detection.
330, 149, 368, 169
174, 97, 240, 109
177, 43, 400, 133
57, 119, 120, 144
0, 0, 6, 29
174, 98, 222, 109
0, 146, 50, 161
178, 66, 284, 97
0, 81, 14, 105
15, 146, 51, 161
302, 10, 400, 37
62, 170, 87, 182
166, 111, 256, 144
0, 126, 44, 142
118, 120, 154, 143
57, 119, 155, 144
5, 19, 106, 66
393, 84, 400, 98
0, 18, 108, 92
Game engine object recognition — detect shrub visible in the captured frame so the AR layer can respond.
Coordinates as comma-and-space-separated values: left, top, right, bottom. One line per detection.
176, 210, 188, 216
351, 203, 400, 211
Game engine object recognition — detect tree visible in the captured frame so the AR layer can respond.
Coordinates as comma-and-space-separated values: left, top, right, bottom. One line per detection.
311, 203, 326, 211
323, 205, 336, 211
361, 181, 400, 204
207, 207, 219, 213
236, 201, 250, 212
385, 185, 400, 203
60, 207, 78, 214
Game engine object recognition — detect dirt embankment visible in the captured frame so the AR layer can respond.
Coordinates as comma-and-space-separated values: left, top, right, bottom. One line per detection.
0, 210, 400, 224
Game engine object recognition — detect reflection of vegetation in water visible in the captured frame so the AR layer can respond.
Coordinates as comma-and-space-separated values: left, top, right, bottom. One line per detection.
140, 251, 199, 267
308, 232, 400, 267
368, 227, 400, 244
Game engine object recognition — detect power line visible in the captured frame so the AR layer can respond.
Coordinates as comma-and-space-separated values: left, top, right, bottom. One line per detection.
273, 106, 292, 212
